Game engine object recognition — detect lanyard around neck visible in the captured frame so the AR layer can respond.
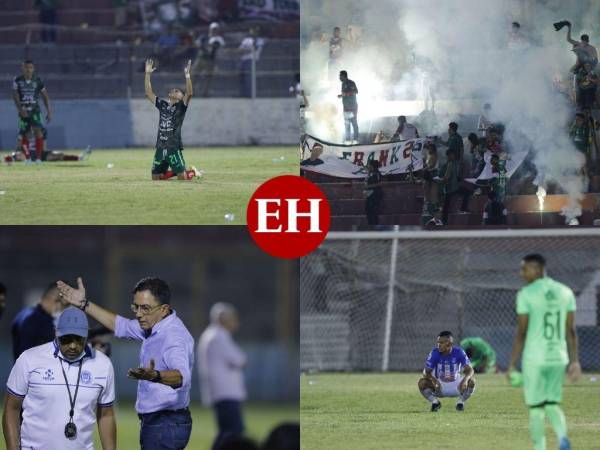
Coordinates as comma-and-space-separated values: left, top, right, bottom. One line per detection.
59, 358, 83, 423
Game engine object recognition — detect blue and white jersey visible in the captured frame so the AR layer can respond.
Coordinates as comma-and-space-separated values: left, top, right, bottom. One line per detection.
6, 341, 115, 450
424, 346, 471, 382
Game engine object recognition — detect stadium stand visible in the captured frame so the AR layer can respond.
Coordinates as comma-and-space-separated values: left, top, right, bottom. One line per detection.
0, 0, 299, 98
302, 113, 600, 228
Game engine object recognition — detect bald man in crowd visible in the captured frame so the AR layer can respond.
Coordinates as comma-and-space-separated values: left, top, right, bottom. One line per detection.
198, 303, 247, 450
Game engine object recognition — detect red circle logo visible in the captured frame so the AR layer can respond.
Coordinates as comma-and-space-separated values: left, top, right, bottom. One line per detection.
247, 175, 331, 259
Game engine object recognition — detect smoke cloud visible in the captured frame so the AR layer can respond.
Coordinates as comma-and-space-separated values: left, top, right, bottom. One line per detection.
301, 0, 599, 222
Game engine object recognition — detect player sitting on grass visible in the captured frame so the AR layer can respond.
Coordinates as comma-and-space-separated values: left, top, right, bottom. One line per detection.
418, 330, 476, 412
145, 58, 198, 181
507, 254, 581, 450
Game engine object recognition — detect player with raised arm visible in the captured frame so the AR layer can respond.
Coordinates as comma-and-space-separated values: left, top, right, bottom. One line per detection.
145, 58, 198, 181
12, 60, 52, 164
507, 254, 581, 450
418, 330, 476, 412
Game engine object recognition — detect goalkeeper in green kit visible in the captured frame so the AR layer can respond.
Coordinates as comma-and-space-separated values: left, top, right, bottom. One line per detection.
507, 254, 581, 450
460, 337, 496, 373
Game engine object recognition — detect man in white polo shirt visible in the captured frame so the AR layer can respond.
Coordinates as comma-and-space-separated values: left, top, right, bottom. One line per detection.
198, 303, 247, 450
2, 306, 116, 450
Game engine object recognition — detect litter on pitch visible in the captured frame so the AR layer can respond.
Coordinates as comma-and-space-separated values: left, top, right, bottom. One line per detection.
224, 213, 235, 221
107, 163, 114, 169
0, 191, 5, 195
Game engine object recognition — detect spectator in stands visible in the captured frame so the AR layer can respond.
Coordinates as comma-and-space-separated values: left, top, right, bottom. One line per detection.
467, 133, 485, 177
238, 26, 265, 98
570, 112, 590, 154
570, 112, 591, 179
301, 143, 324, 166
373, 130, 390, 143
291, 75, 309, 138
157, 0, 179, 26
485, 128, 503, 155
178, 0, 198, 27
482, 191, 508, 226
490, 154, 508, 201
323, 27, 345, 81
446, 122, 464, 162
364, 160, 383, 225
565, 25, 598, 71
439, 149, 471, 224
35, 0, 57, 43
338, 70, 359, 144
193, 22, 226, 97
575, 62, 598, 110
392, 115, 419, 140
508, 22, 528, 50
174, 31, 198, 69
477, 103, 492, 137
151, 24, 181, 71
113, 0, 128, 28
422, 143, 443, 226
582, 107, 600, 173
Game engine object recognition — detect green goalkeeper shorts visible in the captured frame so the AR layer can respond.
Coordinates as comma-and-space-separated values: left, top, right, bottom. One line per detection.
522, 362, 566, 406
152, 147, 186, 175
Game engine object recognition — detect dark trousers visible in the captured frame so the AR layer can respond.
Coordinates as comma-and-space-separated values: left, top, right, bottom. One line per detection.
442, 188, 471, 225
239, 59, 253, 98
139, 408, 192, 450
344, 108, 359, 141
212, 400, 245, 450
39, 9, 56, 42
365, 191, 382, 225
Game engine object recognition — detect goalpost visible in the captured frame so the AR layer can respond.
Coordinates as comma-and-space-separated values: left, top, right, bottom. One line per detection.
300, 229, 600, 373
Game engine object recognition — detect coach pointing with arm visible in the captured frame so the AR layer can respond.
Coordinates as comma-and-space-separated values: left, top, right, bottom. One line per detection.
57, 277, 195, 450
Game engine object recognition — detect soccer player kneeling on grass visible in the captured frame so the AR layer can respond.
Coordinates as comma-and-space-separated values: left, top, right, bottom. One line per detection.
418, 330, 476, 412
145, 58, 198, 181
507, 254, 581, 450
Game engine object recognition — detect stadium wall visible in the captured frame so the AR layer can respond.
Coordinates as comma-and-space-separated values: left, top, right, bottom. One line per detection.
0, 99, 298, 149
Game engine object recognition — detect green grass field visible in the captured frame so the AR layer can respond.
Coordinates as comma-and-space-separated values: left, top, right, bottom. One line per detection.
0, 401, 298, 450
0, 147, 297, 224
301, 373, 600, 450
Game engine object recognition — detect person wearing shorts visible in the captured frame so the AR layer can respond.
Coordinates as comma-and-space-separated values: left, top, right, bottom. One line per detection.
145, 58, 198, 181
508, 254, 581, 450
418, 330, 476, 412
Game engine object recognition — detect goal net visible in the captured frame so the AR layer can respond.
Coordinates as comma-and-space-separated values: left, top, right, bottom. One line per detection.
300, 229, 600, 372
